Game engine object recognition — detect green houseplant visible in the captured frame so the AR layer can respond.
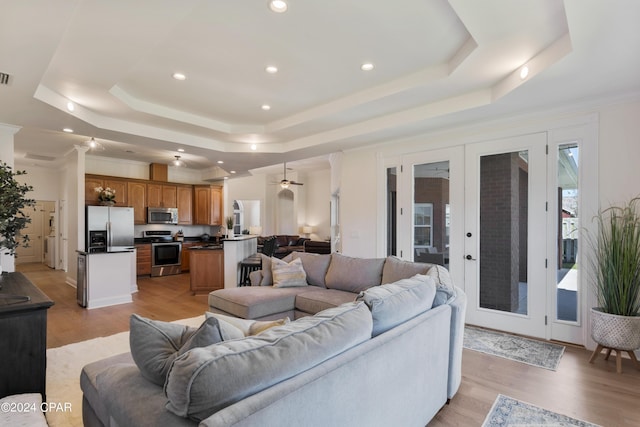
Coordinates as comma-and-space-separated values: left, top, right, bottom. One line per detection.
225, 216, 235, 237
588, 197, 640, 360
0, 162, 35, 268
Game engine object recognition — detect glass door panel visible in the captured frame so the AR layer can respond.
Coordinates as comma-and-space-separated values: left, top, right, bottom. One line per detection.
556, 143, 579, 322
479, 151, 529, 315
413, 161, 449, 267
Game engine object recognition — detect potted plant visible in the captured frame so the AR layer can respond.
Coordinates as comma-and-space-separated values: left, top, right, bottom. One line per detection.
588, 197, 640, 357
225, 216, 235, 237
0, 162, 35, 272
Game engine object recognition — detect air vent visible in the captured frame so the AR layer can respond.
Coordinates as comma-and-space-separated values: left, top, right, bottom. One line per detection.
0, 72, 10, 85
24, 153, 56, 162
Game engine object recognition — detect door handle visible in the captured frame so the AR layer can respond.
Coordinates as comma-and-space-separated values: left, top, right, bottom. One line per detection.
465, 254, 476, 261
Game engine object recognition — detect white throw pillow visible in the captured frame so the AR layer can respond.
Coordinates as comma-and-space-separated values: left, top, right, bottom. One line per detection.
272, 257, 308, 288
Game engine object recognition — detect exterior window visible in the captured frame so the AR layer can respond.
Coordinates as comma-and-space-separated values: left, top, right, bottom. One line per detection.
414, 203, 433, 250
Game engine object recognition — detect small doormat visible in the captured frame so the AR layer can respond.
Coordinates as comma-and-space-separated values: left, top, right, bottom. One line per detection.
464, 326, 565, 370
482, 394, 601, 427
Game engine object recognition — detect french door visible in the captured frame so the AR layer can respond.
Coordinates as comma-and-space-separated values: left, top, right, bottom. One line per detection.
464, 133, 548, 338
390, 122, 596, 343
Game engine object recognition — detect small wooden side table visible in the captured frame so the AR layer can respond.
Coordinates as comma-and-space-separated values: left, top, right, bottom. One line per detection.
0, 272, 54, 400
589, 344, 640, 374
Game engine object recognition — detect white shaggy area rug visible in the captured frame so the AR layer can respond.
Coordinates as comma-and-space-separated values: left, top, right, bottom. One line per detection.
45, 315, 204, 427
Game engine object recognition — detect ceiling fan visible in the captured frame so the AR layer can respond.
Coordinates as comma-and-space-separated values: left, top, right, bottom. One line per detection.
275, 162, 303, 189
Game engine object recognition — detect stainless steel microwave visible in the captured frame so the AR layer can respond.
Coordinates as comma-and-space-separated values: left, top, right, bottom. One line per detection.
147, 207, 178, 224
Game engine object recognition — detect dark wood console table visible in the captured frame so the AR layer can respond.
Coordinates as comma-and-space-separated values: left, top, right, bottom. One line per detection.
0, 272, 54, 400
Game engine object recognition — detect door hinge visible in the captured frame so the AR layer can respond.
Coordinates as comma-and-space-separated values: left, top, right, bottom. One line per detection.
545, 201, 548, 211
400, 207, 403, 215
400, 250, 403, 258
400, 165, 404, 173
545, 258, 548, 268
546, 144, 549, 155
545, 315, 548, 325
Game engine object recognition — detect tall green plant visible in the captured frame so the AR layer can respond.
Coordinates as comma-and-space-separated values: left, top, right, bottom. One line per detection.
0, 162, 35, 256
589, 197, 640, 316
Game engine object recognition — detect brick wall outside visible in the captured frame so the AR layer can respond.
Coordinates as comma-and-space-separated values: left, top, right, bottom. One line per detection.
479, 152, 528, 312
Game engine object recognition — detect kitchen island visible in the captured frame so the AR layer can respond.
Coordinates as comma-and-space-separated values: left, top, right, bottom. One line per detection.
77, 250, 137, 309
188, 245, 224, 294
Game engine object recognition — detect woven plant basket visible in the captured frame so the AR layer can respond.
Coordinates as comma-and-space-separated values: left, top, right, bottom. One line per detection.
591, 307, 640, 351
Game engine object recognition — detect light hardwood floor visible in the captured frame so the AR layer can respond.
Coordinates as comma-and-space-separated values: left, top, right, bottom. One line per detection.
18, 263, 640, 426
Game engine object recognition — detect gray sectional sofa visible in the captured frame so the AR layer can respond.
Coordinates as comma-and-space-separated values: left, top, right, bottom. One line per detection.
80, 253, 466, 427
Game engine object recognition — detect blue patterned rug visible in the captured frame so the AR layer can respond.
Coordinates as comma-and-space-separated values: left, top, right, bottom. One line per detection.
483, 395, 601, 427
464, 326, 565, 370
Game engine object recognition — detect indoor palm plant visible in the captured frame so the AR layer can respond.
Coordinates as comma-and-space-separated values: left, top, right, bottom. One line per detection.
0, 162, 35, 271
588, 197, 640, 352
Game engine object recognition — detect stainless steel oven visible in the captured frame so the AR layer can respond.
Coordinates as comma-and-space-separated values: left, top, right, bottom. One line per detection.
151, 241, 182, 277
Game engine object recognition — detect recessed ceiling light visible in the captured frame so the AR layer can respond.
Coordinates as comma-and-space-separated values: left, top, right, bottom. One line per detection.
63, 128, 73, 133
224, 176, 229, 180
361, 63, 374, 71
265, 65, 278, 74
520, 65, 529, 80
217, 160, 224, 164
250, 144, 257, 151
66, 102, 75, 112
177, 148, 185, 152
268, 0, 288, 13
261, 104, 271, 111
230, 170, 236, 174
172, 72, 186, 81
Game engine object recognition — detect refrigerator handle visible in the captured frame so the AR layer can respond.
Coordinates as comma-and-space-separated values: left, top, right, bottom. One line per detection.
107, 222, 112, 248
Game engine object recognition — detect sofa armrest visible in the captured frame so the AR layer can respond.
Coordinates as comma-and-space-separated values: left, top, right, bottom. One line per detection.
447, 285, 467, 399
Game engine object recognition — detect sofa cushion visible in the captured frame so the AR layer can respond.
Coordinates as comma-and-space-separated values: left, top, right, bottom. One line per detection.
165, 302, 373, 421
258, 253, 293, 286
295, 288, 357, 314
357, 274, 437, 336
128, 314, 224, 386
325, 253, 385, 292
205, 312, 290, 337
381, 256, 432, 285
208, 286, 310, 319
291, 251, 331, 287
426, 265, 456, 306
272, 257, 308, 288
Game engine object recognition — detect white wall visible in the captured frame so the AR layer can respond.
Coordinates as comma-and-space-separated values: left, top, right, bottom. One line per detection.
598, 100, 640, 204
13, 164, 61, 201
0, 124, 20, 272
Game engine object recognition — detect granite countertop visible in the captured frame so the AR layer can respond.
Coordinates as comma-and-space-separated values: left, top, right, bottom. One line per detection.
188, 244, 223, 250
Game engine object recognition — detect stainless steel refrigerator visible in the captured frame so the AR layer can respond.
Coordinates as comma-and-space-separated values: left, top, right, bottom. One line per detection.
85, 206, 135, 252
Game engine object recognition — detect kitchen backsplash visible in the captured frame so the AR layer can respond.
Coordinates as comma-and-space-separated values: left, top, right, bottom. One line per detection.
134, 224, 222, 239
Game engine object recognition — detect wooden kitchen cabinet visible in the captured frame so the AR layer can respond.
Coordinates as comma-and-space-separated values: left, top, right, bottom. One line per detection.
104, 178, 128, 206
180, 241, 196, 272
147, 184, 177, 208
127, 181, 147, 224
135, 243, 152, 276
193, 185, 223, 226
189, 249, 224, 294
177, 185, 193, 224
85, 176, 104, 204
85, 175, 127, 206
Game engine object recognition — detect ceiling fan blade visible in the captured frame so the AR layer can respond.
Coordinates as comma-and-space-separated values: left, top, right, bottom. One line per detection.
290, 181, 304, 186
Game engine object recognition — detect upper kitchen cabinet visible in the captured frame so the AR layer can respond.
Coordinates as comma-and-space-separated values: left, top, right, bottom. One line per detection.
176, 185, 193, 225
85, 175, 128, 206
147, 184, 177, 208
127, 181, 147, 224
193, 185, 223, 225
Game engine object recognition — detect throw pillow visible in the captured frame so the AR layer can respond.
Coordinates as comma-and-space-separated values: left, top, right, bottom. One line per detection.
381, 255, 431, 285
205, 312, 290, 337
272, 257, 308, 288
291, 252, 331, 288
325, 252, 385, 292
129, 314, 224, 386
258, 253, 293, 286
426, 265, 456, 306
357, 274, 436, 336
